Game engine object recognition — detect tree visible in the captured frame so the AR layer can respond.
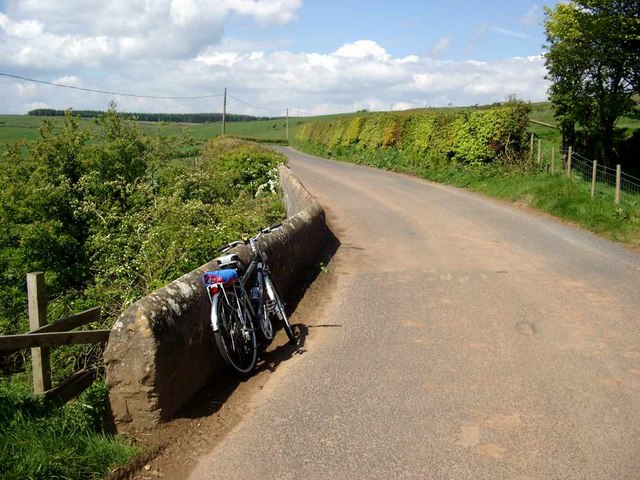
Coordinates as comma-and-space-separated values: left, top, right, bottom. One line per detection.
544, 0, 640, 166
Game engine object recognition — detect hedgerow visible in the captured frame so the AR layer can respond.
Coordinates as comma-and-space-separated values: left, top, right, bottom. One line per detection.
0, 108, 286, 379
296, 101, 531, 169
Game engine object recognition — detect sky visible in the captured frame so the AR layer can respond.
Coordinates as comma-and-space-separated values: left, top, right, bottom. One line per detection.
0, 0, 559, 116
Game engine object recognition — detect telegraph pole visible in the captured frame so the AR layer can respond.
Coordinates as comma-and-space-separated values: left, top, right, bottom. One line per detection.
285, 108, 289, 142
222, 87, 227, 135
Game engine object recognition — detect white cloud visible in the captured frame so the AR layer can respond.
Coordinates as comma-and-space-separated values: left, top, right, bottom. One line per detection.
490, 26, 532, 40
25, 101, 51, 111
1, 0, 301, 66
196, 51, 240, 67
54, 75, 80, 85
397, 55, 420, 64
1, 41, 550, 114
334, 40, 389, 61
1, 2, 550, 116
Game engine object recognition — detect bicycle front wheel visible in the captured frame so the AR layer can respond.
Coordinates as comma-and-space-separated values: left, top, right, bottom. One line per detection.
264, 275, 296, 345
211, 288, 257, 375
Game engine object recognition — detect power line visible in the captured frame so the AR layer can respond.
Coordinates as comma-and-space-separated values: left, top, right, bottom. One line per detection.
0, 72, 224, 100
226, 93, 286, 114
289, 107, 314, 116
227, 93, 315, 117
0, 71, 318, 116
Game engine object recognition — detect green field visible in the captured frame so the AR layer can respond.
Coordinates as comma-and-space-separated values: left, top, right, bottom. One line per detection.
0, 112, 345, 152
527, 101, 640, 147
3, 103, 639, 163
0, 108, 512, 151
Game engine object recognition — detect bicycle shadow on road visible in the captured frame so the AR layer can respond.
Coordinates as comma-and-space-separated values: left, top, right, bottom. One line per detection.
256, 224, 341, 374
256, 323, 310, 374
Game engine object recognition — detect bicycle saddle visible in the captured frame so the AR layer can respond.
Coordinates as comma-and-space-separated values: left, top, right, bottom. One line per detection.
217, 253, 241, 270
202, 269, 238, 287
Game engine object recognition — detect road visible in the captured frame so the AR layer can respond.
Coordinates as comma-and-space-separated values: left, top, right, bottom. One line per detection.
189, 148, 640, 479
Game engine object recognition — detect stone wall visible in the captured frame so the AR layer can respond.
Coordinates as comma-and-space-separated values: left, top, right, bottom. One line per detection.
104, 165, 327, 432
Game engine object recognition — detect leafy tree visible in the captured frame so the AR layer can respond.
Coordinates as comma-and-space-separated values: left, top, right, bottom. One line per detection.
544, 0, 640, 165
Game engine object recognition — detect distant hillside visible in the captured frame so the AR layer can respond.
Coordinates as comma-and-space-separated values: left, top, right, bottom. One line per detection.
27, 109, 278, 124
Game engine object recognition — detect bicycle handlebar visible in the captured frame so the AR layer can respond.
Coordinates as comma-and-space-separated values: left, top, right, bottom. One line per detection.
261, 223, 283, 234
254, 223, 283, 242
219, 240, 244, 253
219, 223, 283, 253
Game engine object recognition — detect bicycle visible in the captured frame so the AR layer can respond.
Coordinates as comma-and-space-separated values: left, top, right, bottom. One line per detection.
202, 224, 296, 375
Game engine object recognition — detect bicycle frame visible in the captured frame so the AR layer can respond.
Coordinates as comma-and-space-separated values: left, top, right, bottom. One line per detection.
203, 223, 295, 375
209, 225, 281, 335
209, 249, 266, 333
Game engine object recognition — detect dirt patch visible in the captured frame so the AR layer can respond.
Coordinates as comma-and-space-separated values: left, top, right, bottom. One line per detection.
110, 231, 340, 480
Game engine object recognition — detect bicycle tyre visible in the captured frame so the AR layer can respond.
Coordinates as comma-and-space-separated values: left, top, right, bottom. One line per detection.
211, 288, 257, 375
255, 284, 274, 342
264, 275, 296, 345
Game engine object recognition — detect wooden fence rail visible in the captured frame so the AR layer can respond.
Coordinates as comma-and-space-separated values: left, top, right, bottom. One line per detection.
0, 330, 111, 350
0, 272, 110, 402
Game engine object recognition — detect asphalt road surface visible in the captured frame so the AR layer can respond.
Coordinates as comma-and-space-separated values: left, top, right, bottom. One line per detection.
189, 148, 640, 479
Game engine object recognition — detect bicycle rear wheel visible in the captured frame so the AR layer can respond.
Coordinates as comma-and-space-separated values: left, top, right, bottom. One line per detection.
264, 275, 296, 345
211, 288, 257, 375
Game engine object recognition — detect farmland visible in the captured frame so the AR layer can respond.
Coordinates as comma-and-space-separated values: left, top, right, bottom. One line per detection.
0, 112, 340, 149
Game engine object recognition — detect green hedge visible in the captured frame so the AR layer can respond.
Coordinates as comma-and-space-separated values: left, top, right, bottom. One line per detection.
0, 112, 286, 379
296, 102, 531, 167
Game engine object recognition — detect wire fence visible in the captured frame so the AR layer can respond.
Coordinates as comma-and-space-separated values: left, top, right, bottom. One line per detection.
571, 151, 640, 198
621, 171, 640, 196
529, 134, 639, 204
533, 138, 640, 204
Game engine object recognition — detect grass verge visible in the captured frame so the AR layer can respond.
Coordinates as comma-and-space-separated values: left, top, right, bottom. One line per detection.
294, 140, 640, 247
0, 379, 138, 480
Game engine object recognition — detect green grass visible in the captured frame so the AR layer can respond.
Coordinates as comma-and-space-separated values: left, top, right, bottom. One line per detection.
446, 167, 640, 245
0, 379, 139, 480
527, 101, 640, 155
2, 103, 638, 152
0, 113, 347, 154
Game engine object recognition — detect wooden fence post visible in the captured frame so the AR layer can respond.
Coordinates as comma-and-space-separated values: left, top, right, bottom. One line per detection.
615, 164, 621, 204
591, 160, 597, 198
567, 147, 573, 178
551, 147, 556, 175
537, 139, 542, 166
27, 272, 51, 393
530, 133, 535, 159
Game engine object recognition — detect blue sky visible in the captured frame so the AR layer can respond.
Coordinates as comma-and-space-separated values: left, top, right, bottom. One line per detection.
0, 1, 558, 114
227, 0, 552, 60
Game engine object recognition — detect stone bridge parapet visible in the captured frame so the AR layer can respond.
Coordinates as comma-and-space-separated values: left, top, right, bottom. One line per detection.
104, 165, 327, 432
